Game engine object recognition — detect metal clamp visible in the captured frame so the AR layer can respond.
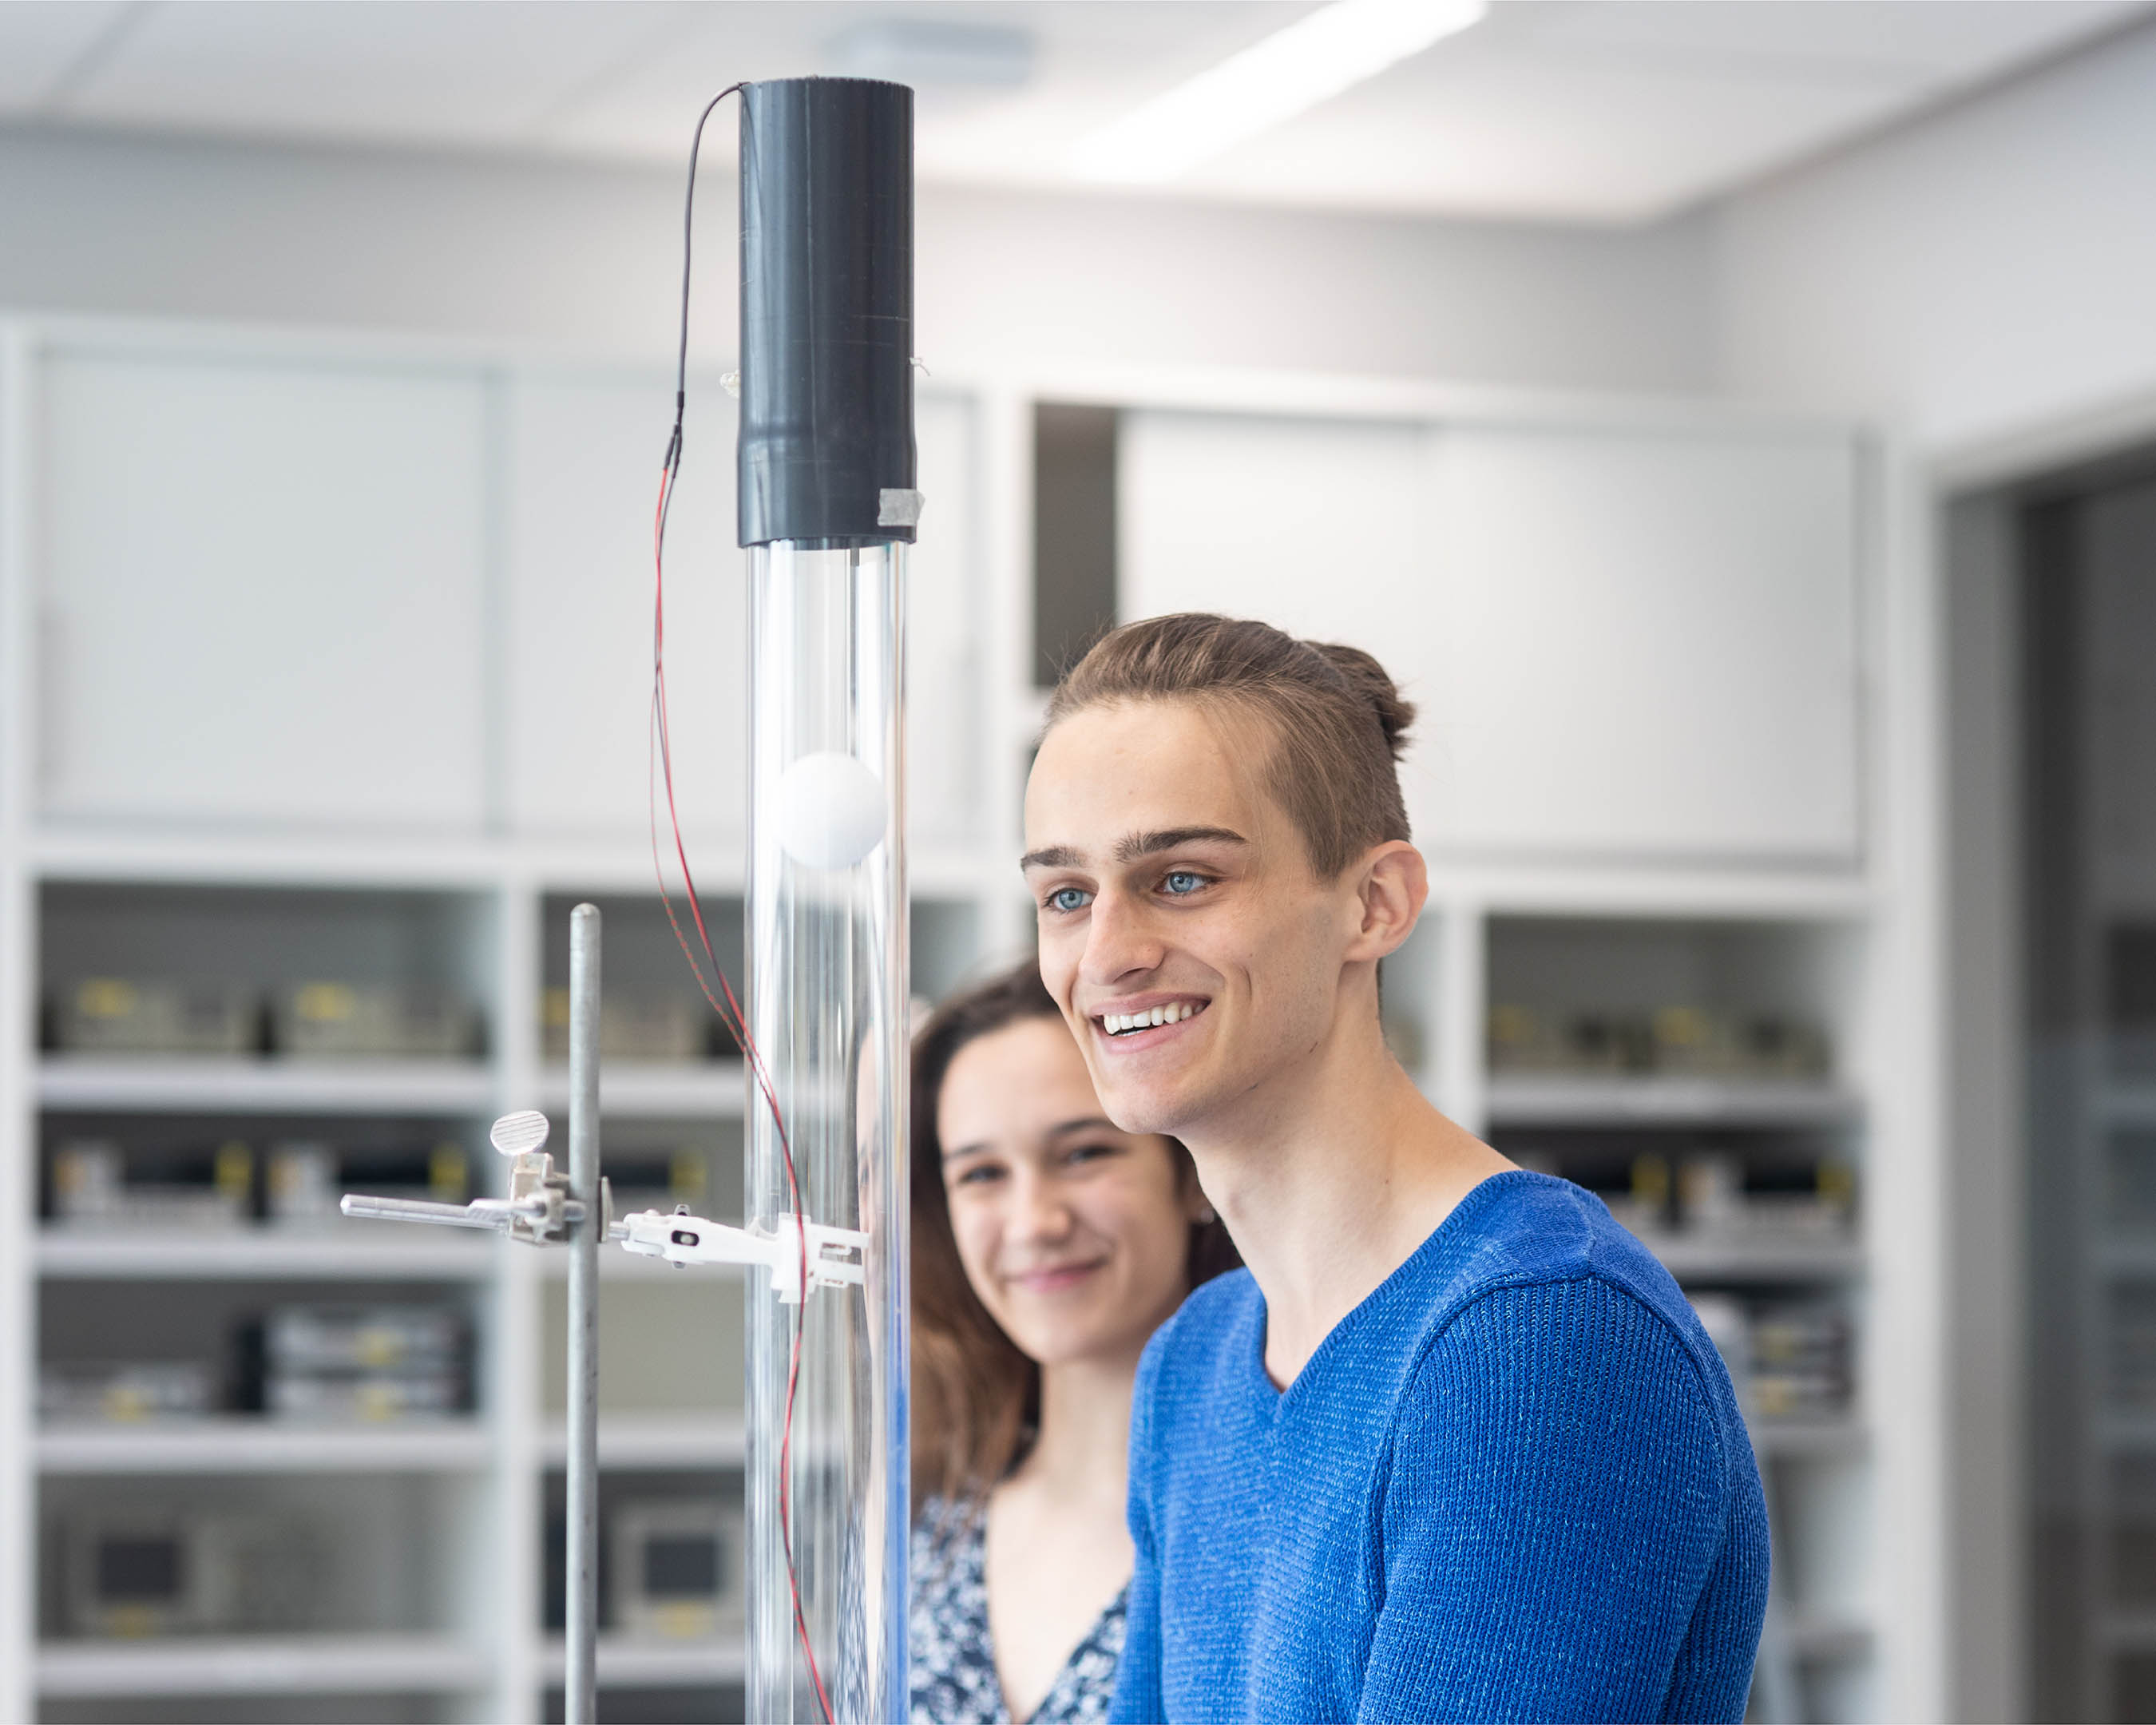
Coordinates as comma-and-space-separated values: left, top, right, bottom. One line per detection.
340, 1110, 610, 1247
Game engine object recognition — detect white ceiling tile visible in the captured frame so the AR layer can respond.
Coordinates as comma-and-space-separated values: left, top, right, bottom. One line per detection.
60, 1, 700, 147
545, 2, 1302, 169
0, 1, 138, 112
973, 0, 2153, 221
1511, 0, 2140, 85
1184, 45, 1922, 221
11, 0, 2154, 224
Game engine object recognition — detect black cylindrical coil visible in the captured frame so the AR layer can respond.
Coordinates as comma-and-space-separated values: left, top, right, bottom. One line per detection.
738, 77, 917, 549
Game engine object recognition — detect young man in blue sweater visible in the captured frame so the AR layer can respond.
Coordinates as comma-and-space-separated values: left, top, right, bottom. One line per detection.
1020, 614, 1769, 1724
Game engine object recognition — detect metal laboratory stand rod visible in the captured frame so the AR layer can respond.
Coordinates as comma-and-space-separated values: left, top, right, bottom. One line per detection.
565, 904, 602, 1725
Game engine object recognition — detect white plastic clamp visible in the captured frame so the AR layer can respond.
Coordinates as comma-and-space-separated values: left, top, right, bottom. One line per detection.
615, 1208, 866, 1304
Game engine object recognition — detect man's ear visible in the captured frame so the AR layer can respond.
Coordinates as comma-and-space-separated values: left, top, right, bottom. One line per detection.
1343, 840, 1427, 965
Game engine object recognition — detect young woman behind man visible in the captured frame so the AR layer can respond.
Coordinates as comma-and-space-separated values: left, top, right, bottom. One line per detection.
908, 962, 1238, 1725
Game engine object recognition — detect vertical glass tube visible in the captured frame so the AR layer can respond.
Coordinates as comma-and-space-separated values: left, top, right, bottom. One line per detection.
745, 540, 909, 1724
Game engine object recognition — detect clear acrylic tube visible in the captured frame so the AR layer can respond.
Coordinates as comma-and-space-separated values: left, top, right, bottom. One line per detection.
744, 539, 910, 1723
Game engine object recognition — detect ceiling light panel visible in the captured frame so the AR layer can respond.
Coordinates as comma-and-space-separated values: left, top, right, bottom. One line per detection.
1072, 0, 1488, 184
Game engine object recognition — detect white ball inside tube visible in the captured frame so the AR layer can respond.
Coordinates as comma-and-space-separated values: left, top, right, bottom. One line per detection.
775, 751, 889, 870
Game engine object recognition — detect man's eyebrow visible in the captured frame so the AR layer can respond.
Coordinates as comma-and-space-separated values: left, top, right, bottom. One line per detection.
1116, 826, 1247, 862
1020, 827, 1247, 871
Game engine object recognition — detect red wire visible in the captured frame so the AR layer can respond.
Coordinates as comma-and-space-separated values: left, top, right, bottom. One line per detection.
650, 458, 838, 1725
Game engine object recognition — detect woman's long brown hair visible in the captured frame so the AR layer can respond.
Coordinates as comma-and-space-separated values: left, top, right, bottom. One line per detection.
910, 958, 1239, 1515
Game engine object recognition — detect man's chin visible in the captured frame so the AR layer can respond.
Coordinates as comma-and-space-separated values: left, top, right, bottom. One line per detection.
1097, 1078, 1201, 1141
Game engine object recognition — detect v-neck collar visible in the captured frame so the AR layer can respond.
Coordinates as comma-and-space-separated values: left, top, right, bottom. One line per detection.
1245, 1168, 1539, 1410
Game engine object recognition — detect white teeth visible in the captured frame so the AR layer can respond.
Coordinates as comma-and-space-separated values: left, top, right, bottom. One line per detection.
1101, 1002, 1201, 1035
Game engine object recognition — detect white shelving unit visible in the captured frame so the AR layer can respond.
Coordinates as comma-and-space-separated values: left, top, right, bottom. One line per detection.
35, 1231, 499, 1282
535, 1062, 747, 1120
537, 1415, 747, 1470
0, 314, 1940, 1723
37, 1421, 494, 1475
1483, 1074, 1864, 1128
34, 1057, 499, 1116
35, 1633, 494, 1697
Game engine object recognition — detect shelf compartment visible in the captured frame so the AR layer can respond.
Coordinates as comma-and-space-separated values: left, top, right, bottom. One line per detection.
2103, 1082, 2156, 1130
537, 1636, 747, 1686
38, 1058, 495, 1116
2100, 1239, 2156, 1279
2103, 1414, 2156, 1450
539, 1415, 745, 1470
37, 1230, 496, 1281
35, 1634, 490, 1696
1486, 1075, 1861, 1128
1781, 1612, 1876, 1661
540, 1247, 748, 1283
2098, 1608, 2156, 1651
1750, 1417, 1869, 1460
1646, 1237, 1864, 1283
38, 1418, 491, 1474
537, 1061, 745, 1120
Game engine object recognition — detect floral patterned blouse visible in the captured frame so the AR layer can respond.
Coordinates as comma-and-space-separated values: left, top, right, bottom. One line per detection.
910, 1498, 1128, 1725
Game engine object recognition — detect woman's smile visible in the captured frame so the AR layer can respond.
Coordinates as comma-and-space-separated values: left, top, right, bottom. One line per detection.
1005, 1256, 1110, 1295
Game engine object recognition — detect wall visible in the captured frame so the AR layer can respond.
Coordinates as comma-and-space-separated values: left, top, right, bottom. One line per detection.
1712, 15, 2156, 461
1711, 18, 2156, 1721
0, 122, 1714, 392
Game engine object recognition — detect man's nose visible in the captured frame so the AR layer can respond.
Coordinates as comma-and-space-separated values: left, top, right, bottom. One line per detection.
1080, 887, 1164, 986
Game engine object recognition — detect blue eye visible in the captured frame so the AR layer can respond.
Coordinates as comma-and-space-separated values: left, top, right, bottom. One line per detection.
1047, 886, 1091, 914
1163, 870, 1204, 895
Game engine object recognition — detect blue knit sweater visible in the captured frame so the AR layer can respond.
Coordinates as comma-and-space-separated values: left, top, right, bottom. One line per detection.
1108, 1171, 1769, 1725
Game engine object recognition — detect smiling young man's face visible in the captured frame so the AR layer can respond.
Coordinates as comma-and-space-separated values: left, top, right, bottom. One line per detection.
1023, 698, 1377, 1140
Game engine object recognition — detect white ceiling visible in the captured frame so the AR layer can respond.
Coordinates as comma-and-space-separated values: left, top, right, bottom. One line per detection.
0, 0, 2146, 224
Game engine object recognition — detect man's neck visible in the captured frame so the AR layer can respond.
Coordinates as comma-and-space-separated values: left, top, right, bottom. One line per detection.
1185, 1015, 1511, 1390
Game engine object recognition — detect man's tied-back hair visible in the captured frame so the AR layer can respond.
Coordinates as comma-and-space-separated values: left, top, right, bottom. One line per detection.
1044, 613, 1415, 878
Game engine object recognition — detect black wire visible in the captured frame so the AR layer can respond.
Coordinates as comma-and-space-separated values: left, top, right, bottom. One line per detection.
656, 80, 746, 1016
652, 81, 840, 1725
669, 82, 745, 474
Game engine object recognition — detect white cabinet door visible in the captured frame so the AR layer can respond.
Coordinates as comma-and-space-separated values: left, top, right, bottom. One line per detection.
505, 376, 978, 849
1118, 408, 1443, 831
40, 350, 489, 831
504, 371, 745, 843
1120, 410, 1862, 865
1428, 425, 1860, 861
